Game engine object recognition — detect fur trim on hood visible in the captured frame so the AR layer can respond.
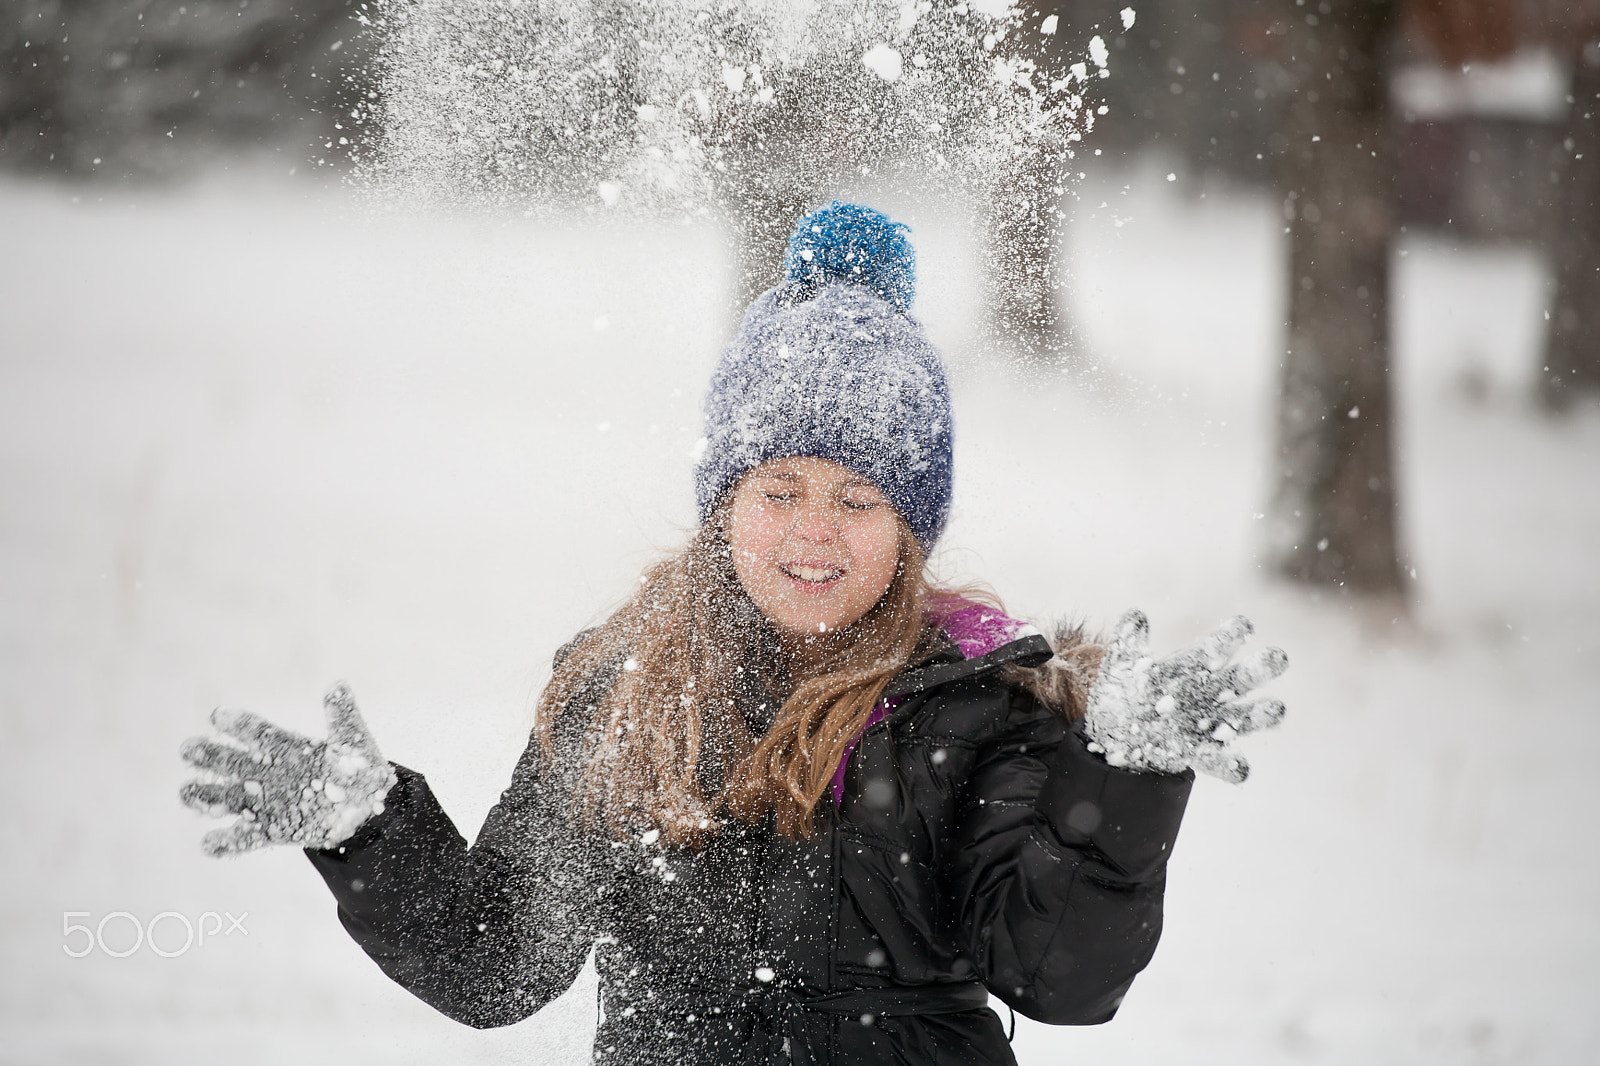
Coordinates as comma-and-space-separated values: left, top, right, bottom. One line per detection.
1000, 619, 1104, 723
925, 592, 1102, 723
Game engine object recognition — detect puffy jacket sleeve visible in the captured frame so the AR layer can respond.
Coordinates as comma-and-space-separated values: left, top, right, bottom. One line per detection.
950, 688, 1192, 1025
303, 734, 600, 1029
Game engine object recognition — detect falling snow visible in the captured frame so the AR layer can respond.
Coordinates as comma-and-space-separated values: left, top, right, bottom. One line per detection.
360, 0, 1112, 213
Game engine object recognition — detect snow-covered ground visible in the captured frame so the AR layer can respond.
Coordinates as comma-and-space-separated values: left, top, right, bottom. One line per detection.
1, 163, 1596, 1065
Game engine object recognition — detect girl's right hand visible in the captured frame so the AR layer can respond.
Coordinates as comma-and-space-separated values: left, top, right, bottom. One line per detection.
179, 684, 398, 857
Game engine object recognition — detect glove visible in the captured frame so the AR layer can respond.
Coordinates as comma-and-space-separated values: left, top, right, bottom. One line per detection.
1083, 610, 1288, 783
179, 683, 398, 857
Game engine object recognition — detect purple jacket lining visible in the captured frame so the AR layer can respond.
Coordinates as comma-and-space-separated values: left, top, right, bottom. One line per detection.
829, 595, 1033, 806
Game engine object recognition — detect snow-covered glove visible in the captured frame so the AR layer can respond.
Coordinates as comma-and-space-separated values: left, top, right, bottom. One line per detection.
1083, 611, 1288, 783
178, 683, 398, 857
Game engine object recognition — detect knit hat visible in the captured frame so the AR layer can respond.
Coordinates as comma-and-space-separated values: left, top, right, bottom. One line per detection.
693, 202, 955, 551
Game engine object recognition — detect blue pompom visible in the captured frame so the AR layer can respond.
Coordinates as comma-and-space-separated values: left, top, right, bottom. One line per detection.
783, 202, 916, 310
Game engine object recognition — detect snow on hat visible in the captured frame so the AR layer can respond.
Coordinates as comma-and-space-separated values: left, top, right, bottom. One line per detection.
694, 202, 954, 551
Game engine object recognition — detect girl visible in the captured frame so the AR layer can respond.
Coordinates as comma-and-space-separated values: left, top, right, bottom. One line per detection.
180, 202, 1287, 1065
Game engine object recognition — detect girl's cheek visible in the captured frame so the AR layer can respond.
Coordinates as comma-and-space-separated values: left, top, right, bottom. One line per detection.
729, 504, 781, 556
853, 519, 899, 567
743, 522, 782, 557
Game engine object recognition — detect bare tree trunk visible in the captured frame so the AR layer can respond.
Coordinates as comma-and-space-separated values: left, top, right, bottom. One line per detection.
1266, 2, 1405, 595
1544, 44, 1600, 408
0, 1, 68, 171
979, 0, 1109, 369
713, 59, 874, 331
724, 186, 815, 324
981, 148, 1071, 366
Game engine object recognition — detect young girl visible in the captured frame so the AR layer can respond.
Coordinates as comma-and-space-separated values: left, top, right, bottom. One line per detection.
180, 202, 1287, 1065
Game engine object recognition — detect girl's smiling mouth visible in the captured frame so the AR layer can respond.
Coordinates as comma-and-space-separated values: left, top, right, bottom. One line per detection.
780, 562, 846, 586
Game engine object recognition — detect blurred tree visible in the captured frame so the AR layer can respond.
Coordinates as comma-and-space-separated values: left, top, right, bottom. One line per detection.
0, 1, 70, 166
1546, 44, 1600, 407
976, 0, 1275, 367
365, 0, 1107, 365
976, 117, 1073, 367
1259, 0, 1406, 596
715, 47, 905, 322
0, 0, 373, 179
1528, 1, 1600, 408
1248, 0, 1600, 592
980, 2, 1133, 369
709, 4, 1121, 367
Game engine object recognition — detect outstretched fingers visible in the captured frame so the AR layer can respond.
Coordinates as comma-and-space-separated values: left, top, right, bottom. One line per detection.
323, 682, 375, 751
1193, 745, 1250, 784
179, 779, 260, 818
179, 736, 266, 781
209, 707, 302, 754
1194, 615, 1254, 670
200, 816, 271, 858
1217, 646, 1289, 698
1107, 609, 1151, 661
1217, 696, 1287, 736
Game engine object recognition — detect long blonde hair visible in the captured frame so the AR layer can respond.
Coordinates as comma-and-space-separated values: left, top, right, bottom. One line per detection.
534, 505, 937, 847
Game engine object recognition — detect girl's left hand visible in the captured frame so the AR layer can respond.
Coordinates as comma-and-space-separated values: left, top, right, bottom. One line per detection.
1083, 611, 1288, 783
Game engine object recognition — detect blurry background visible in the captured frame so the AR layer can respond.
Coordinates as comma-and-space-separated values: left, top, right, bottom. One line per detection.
2, 1, 1597, 1064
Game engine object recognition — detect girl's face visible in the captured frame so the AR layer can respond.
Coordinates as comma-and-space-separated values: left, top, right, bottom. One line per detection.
727, 456, 904, 637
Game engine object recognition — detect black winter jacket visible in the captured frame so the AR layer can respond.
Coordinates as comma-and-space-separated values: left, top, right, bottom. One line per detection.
305, 628, 1193, 1065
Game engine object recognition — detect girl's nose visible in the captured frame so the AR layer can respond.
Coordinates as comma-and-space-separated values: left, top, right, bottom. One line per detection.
789, 501, 839, 543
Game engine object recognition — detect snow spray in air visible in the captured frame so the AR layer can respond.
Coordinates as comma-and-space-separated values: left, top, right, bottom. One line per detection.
350, 0, 1135, 215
